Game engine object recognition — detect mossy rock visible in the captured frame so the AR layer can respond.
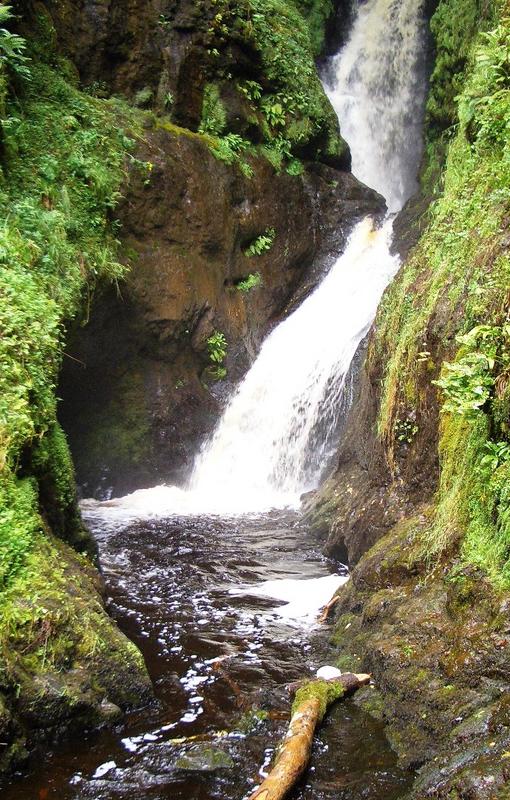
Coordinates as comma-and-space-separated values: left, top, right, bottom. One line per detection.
292, 679, 346, 721
175, 745, 234, 771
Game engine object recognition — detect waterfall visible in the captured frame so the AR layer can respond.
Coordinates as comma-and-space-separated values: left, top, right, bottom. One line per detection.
88, 0, 427, 518
325, 0, 428, 212
188, 217, 398, 512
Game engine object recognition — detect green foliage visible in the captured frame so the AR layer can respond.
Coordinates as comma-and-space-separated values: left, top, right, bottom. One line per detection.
210, 131, 249, 163
434, 352, 494, 417
421, 0, 492, 192
478, 440, 510, 474
0, 17, 151, 722
395, 418, 419, 444
207, 331, 227, 380
204, 0, 344, 165
0, 39, 142, 592
0, 474, 41, 589
286, 157, 305, 176
433, 325, 510, 417
244, 227, 276, 256
293, 0, 334, 56
199, 83, 227, 135
0, 5, 31, 82
31, 422, 76, 512
207, 330, 227, 366
426, 0, 481, 137
458, 18, 510, 148
261, 95, 286, 127
238, 79, 263, 101
134, 86, 153, 108
235, 272, 263, 292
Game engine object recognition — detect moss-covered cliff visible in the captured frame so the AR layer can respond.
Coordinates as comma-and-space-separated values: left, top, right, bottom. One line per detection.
0, 5, 156, 773
308, 0, 510, 794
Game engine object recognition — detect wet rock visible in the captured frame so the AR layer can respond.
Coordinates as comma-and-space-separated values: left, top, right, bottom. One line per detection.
174, 745, 234, 771
59, 127, 384, 497
327, 521, 510, 795
98, 699, 123, 723
0, 534, 152, 776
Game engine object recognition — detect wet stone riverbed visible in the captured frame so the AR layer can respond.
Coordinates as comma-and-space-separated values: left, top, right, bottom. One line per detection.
4, 510, 412, 800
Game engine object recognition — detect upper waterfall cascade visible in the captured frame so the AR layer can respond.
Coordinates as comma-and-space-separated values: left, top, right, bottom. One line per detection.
88, 0, 428, 518
326, 0, 428, 212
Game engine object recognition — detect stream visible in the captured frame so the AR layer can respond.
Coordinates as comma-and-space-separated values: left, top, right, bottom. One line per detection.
4, 512, 411, 799
5, 0, 430, 795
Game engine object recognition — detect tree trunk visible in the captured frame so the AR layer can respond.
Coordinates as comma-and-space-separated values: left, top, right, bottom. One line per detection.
247, 672, 370, 800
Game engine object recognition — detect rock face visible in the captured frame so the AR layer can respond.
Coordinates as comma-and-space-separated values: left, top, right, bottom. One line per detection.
302, 311, 441, 564
0, 533, 152, 775
59, 125, 384, 497
331, 519, 510, 798
26, 0, 350, 166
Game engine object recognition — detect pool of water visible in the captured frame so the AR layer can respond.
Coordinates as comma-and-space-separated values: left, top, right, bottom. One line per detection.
3, 511, 412, 800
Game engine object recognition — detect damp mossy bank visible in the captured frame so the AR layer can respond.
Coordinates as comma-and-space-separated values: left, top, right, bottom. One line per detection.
0, 7, 155, 772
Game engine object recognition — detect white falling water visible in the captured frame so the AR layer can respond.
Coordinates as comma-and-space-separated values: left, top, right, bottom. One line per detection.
188, 217, 398, 512
325, 0, 428, 212
84, 0, 427, 520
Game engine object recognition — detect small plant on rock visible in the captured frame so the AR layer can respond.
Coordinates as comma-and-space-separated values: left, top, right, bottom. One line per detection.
236, 272, 262, 292
207, 331, 227, 380
244, 228, 276, 257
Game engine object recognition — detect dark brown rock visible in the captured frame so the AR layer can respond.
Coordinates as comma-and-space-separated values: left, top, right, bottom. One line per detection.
58, 124, 384, 497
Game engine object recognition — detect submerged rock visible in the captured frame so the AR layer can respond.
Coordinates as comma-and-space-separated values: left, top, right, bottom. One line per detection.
174, 745, 235, 772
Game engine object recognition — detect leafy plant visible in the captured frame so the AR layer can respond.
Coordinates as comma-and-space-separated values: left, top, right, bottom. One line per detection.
207, 331, 227, 365
261, 96, 286, 128
286, 158, 304, 176
433, 325, 510, 418
238, 80, 263, 102
203, 0, 343, 164
433, 353, 495, 417
236, 272, 263, 292
395, 418, 419, 444
478, 440, 510, 474
0, 5, 31, 81
199, 83, 226, 136
244, 228, 276, 257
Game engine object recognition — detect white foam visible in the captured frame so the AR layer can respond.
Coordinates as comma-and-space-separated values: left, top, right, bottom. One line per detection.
231, 574, 348, 625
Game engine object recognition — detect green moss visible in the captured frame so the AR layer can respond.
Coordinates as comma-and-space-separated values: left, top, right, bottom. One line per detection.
199, 83, 227, 135
293, 0, 334, 56
31, 422, 76, 512
374, 4, 510, 586
203, 0, 345, 164
0, 13, 151, 744
0, 533, 150, 714
0, 16, 144, 572
292, 679, 345, 721
335, 653, 363, 672
421, 0, 493, 192
0, 474, 41, 590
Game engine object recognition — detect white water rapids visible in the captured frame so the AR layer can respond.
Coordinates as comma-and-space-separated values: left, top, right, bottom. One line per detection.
84, 0, 427, 520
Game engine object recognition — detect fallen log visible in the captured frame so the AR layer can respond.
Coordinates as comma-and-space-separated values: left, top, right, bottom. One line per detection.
247, 672, 370, 800
317, 594, 340, 623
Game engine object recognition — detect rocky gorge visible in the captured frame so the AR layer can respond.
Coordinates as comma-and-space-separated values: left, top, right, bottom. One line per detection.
1, 0, 510, 797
